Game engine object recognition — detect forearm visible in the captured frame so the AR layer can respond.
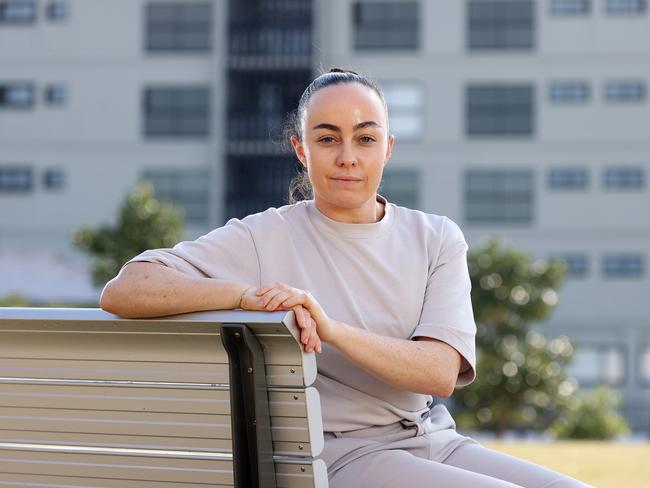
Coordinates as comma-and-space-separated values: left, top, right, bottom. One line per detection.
328, 320, 459, 397
100, 262, 251, 318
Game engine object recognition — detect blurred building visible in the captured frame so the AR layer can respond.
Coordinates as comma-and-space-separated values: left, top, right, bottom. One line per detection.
1, 0, 649, 432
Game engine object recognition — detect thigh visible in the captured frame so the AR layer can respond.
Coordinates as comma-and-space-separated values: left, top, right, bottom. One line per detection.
329, 449, 525, 488
443, 443, 594, 488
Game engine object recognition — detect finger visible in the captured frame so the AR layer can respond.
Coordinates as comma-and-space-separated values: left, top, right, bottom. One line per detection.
255, 285, 272, 296
304, 326, 314, 352
258, 288, 284, 308
281, 293, 308, 310
256, 282, 284, 296
306, 317, 319, 353
293, 305, 308, 343
306, 322, 318, 353
315, 336, 322, 354
266, 290, 296, 311
298, 307, 313, 345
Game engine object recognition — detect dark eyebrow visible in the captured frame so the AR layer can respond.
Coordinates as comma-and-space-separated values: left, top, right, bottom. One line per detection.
312, 121, 382, 132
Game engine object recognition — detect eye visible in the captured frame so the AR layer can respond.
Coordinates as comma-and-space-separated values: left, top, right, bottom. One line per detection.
360, 135, 376, 143
318, 136, 336, 144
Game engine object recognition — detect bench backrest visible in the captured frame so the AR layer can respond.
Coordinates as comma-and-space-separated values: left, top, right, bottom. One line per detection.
0, 307, 328, 487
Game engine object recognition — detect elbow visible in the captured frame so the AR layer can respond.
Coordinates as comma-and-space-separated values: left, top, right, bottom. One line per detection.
99, 280, 121, 315
100, 278, 135, 317
438, 378, 456, 398
429, 374, 457, 398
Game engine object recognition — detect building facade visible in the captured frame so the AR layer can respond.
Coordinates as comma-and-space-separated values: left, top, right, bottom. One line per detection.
1, 0, 649, 432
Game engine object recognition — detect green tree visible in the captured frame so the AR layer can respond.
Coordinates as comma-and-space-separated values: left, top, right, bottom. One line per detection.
454, 238, 573, 437
550, 385, 629, 440
0, 294, 31, 307
73, 181, 184, 286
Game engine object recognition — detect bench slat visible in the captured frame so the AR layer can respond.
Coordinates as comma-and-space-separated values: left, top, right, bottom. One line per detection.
0, 448, 328, 488
0, 383, 324, 457
0, 333, 306, 366
0, 472, 230, 487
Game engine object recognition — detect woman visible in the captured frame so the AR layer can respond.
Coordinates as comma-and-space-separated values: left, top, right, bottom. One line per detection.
101, 69, 592, 487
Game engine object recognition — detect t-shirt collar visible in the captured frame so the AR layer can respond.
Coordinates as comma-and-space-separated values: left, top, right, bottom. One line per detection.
306, 194, 394, 239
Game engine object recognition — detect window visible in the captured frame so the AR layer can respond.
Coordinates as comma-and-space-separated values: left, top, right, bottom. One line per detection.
44, 83, 67, 106
144, 86, 210, 137
0, 0, 36, 24
552, 253, 589, 278
353, 1, 419, 50
466, 84, 534, 136
566, 345, 625, 385
549, 81, 590, 103
639, 345, 650, 385
146, 2, 212, 52
465, 170, 534, 223
605, 81, 646, 102
43, 168, 65, 190
228, 0, 312, 56
380, 168, 419, 208
143, 167, 209, 224
603, 167, 644, 190
606, 0, 646, 14
550, 0, 591, 14
0, 166, 33, 192
0, 82, 35, 108
467, 0, 534, 50
45, 0, 67, 21
548, 168, 588, 189
382, 82, 424, 140
603, 254, 645, 278
226, 156, 298, 219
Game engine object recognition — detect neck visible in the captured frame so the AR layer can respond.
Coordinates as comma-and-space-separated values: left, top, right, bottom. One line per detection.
314, 196, 385, 224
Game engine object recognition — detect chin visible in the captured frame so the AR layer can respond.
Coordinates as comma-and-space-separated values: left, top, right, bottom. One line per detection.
325, 194, 371, 209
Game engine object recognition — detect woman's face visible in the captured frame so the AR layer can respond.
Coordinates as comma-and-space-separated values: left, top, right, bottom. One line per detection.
291, 82, 394, 221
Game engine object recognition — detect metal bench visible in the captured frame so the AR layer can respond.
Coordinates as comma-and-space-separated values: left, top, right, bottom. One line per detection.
0, 307, 328, 487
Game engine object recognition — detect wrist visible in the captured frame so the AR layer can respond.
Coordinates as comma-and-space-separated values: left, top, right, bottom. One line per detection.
234, 283, 253, 309
327, 319, 348, 347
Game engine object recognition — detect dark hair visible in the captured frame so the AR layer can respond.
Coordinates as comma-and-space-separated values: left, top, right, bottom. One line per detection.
286, 68, 388, 204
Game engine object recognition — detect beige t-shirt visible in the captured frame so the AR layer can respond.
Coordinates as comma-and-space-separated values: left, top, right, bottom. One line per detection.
128, 196, 477, 432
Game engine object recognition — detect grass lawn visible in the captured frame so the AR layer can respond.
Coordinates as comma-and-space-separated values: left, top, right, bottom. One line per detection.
483, 440, 650, 488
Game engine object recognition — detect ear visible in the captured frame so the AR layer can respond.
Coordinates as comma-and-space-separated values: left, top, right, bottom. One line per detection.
384, 134, 395, 168
291, 136, 307, 168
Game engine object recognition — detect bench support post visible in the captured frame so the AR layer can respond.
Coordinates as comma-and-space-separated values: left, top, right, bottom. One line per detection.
221, 324, 277, 488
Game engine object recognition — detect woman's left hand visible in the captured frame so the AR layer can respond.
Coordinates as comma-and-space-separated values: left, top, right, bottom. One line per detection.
256, 282, 337, 345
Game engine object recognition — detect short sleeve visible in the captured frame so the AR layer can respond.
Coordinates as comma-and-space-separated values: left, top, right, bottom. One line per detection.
125, 218, 261, 286
410, 217, 477, 387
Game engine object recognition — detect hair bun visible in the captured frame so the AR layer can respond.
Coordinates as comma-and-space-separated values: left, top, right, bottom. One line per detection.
329, 67, 359, 76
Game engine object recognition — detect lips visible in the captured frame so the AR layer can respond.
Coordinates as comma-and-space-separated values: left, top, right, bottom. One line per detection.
331, 176, 363, 182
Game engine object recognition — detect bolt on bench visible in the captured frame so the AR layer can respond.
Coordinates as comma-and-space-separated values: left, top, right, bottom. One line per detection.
0, 308, 328, 487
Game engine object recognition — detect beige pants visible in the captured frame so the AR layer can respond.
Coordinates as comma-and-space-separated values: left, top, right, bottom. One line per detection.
322, 420, 594, 487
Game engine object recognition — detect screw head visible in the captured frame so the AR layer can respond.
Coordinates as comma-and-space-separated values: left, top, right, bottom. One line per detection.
234, 332, 241, 339
290, 368, 296, 374
293, 395, 299, 400
298, 444, 304, 450
247, 367, 253, 374
300, 466, 306, 472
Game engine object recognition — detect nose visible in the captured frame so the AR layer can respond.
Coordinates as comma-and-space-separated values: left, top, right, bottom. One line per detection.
336, 142, 358, 167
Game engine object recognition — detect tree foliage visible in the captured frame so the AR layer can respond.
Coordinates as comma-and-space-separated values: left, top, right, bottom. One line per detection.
73, 181, 184, 286
0, 294, 31, 307
550, 385, 630, 440
454, 238, 574, 436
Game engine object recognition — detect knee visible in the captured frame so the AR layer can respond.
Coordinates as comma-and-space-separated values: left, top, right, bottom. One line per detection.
539, 477, 594, 488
